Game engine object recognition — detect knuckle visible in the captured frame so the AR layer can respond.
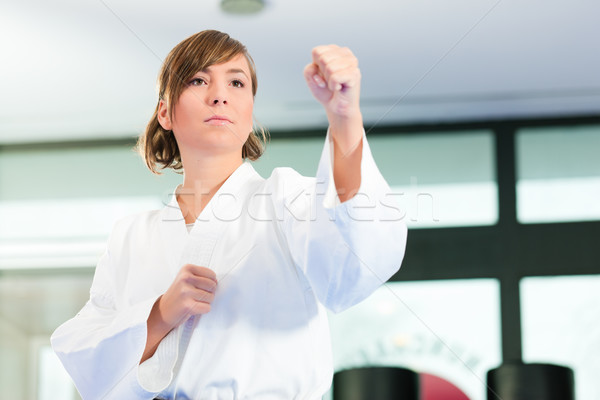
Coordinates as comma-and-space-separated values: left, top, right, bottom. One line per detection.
195, 303, 211, 315
207, 279, 217, 291
324, 64, 336, 76
205, 292, 216, 303
182, 299, 194, 314
199, 266, 214, 277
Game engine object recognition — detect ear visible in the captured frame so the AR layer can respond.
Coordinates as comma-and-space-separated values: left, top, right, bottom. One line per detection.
157, 100, 172, 131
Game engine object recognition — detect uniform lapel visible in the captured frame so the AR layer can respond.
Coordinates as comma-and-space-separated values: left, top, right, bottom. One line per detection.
159, 162, 261, 273
158, 188, 189, 273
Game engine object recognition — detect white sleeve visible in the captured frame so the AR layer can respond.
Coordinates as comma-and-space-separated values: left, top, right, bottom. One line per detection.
50, 222, 174, 400
275, 130, 408, 313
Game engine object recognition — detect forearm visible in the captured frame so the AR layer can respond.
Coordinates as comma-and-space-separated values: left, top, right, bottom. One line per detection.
141, 296, 173, 363
329, 112, 364, 203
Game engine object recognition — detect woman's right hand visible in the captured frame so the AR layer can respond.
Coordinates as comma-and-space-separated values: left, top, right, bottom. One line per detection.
142, 264, 217, 363
158, 264, 218, 328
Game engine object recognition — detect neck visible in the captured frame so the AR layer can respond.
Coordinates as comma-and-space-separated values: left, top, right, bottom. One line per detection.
177, 151, 243, 224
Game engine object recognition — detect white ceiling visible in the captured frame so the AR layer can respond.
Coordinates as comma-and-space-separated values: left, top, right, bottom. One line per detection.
1, 0, 600, 144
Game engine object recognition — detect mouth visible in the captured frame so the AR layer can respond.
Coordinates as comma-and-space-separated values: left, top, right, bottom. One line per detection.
205, 115, 232, 125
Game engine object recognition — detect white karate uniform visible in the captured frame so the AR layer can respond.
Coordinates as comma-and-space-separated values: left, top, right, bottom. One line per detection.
51, 133, 407, 400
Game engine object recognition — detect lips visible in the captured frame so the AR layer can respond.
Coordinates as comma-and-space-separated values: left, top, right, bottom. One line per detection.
205, 115, 232, 124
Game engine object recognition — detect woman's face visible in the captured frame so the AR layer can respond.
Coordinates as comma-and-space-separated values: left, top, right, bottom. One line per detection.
169, 53, 254, 160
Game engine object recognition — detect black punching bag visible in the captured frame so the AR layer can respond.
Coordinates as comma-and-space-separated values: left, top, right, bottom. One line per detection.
333, 366, 419, 400
487, 362, 575, 400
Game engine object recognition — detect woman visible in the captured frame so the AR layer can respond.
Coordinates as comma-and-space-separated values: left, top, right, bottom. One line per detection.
52, 30, 407, 399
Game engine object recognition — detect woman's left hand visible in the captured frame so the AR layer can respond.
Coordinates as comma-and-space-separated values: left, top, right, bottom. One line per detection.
303, 45, 361, 121
304, 45, 364, 202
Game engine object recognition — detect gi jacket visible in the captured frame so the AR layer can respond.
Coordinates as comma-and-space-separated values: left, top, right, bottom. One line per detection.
51, 133, 407, 399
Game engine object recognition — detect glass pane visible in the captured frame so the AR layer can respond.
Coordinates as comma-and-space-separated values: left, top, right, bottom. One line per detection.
0, 272, 90, 398
38, 346, 78, 400
255, 131, 498, 229
516, 125, 600, 223
0, 316, 28, 398
253, 137, 324, 178
0, 144, 180, 269
327, 279, 501, 400
0, 145, 181, 201
363, 131, 497, 228
521, 275, 600, 400
0, 196, 162, 269
389, 181, 497, 229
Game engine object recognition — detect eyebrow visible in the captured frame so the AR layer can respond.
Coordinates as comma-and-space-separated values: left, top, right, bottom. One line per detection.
199, 67, 249, 79
226, 68, 249, 78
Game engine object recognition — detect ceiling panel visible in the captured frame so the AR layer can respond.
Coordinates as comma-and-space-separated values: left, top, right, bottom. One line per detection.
1, 0, 599, 144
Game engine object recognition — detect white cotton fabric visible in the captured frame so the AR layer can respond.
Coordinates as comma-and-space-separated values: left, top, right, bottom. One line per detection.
51, 132, 407, 400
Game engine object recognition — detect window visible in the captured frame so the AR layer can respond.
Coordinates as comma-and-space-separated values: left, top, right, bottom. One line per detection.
521, 275, 600, 400
0, 145, 173, 269
326, 279, 501, 400
38, 345, 79, 400
516, 125, 600, 223
254, 131, 498, 229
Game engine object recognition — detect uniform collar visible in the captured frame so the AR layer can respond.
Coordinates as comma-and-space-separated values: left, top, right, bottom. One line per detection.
161, 162, 258, 224
158, 162, 260, 271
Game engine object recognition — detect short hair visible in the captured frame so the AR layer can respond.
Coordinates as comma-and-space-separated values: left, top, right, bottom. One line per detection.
137, 30, 268, 174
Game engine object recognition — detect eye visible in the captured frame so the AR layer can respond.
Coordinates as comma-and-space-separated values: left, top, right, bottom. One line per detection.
231, 79, 245, 88
189, 78, 206, 86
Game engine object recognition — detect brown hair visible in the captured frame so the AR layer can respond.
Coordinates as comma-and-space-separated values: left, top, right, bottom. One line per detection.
137, 30, 268, 174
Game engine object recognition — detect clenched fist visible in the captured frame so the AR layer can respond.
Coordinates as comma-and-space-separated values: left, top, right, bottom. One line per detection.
158, 264, 218, 328
142, 264, 217, 363
303, 44, 361, 120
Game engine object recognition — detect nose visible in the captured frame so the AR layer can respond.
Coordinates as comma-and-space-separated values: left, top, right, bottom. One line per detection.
208, 84, 228, 105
